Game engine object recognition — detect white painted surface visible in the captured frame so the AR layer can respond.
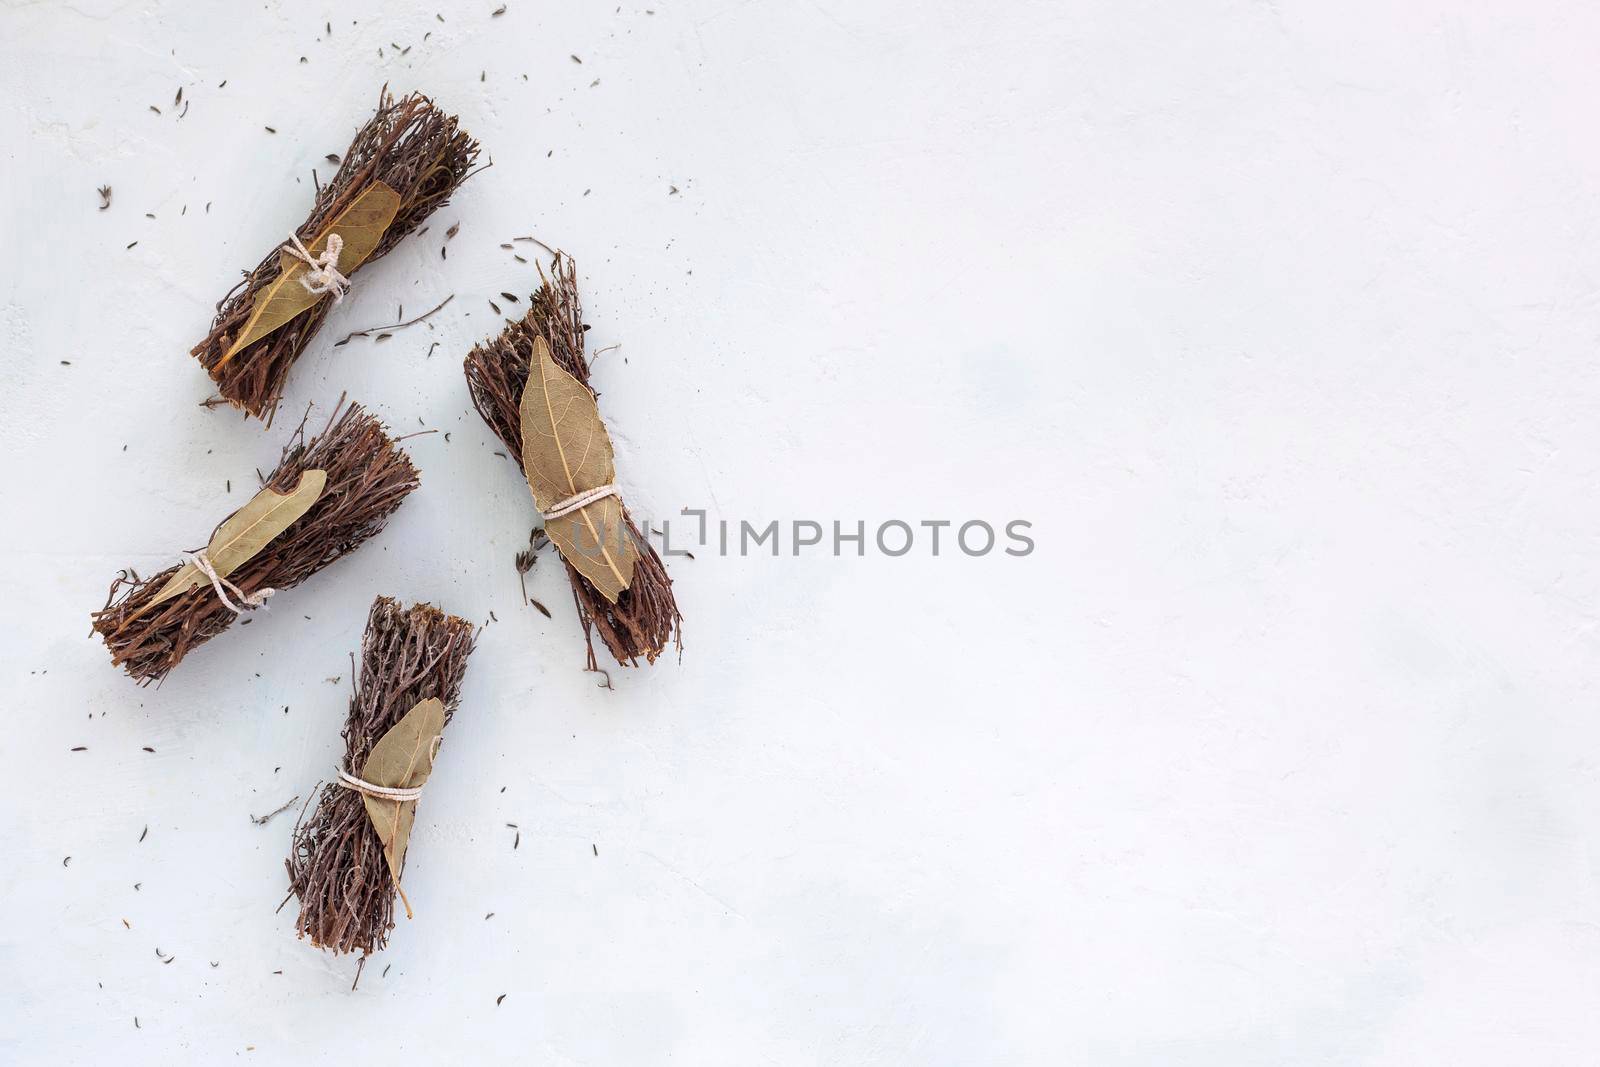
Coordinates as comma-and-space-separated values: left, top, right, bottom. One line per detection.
4, 1, 1599, 1062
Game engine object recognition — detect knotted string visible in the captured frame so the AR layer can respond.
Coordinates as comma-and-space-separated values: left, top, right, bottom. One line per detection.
336, 735, 444, 803
181, 550, 274, 613
545, 483, 620, 521
283, 232, 351, 303
335, 769, 424, 802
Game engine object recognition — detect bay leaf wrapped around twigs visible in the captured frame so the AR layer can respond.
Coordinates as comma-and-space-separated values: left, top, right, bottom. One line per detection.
357, 696, 446, 895
286, 598, 476, 956
91, 402, 419, 684
192, 89, 480, 423
218, 183, 402, 363
464, 252, 681, 669
519, 335, 640, 601
148, 469, 326, 608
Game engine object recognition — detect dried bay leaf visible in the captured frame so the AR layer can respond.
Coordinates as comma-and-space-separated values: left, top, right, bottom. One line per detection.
518, 336, 638, 602
217, 181, 403, 366
149, 469, 327, 607
358, 697, 446, 901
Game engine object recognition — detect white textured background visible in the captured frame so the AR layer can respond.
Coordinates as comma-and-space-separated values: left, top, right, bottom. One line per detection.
4, 1, 1599, 1063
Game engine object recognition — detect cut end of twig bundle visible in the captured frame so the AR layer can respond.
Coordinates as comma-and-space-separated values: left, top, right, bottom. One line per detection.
192, 89, 481, 423
286, 597, 475, 956
464, 252, 682, 669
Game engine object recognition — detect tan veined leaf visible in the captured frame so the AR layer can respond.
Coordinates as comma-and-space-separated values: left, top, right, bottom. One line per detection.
216, 181, 403, 366
518, 335, 639, 602
358, 697, 446, 895
149, 469, 326, 607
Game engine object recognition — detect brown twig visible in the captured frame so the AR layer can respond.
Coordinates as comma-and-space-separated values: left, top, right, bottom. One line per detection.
285, 597, 476, 956
192, 90, 480, 423
251, 796, 301, 826
463, 252, 682, 668
334, 294, 456, 346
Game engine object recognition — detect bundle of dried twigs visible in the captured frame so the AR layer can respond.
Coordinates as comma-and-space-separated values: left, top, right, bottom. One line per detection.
464, 253, 682, 669
91, 403, 419, 684
192, 89, 481, 422
285, 597, 476, 956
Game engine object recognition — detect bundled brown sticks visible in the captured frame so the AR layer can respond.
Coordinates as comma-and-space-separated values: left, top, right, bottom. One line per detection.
192, 90, 480, 422
92, 403, 419, 684
286, 597, 476, 956
464, 253, 682, 669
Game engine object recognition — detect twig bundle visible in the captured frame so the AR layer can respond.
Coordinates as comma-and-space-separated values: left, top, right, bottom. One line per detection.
464, 254, 682, 669
286, 597, 476, 956
192, 89, 480, 422
91, 403, 419, 684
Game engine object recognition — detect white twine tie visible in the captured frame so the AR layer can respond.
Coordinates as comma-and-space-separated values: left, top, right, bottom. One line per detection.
544, 483, 620, 521
182, 550, 274, 613
336, 736, 444, 802
336, 769, 424, 802
283, 232, 351, 303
